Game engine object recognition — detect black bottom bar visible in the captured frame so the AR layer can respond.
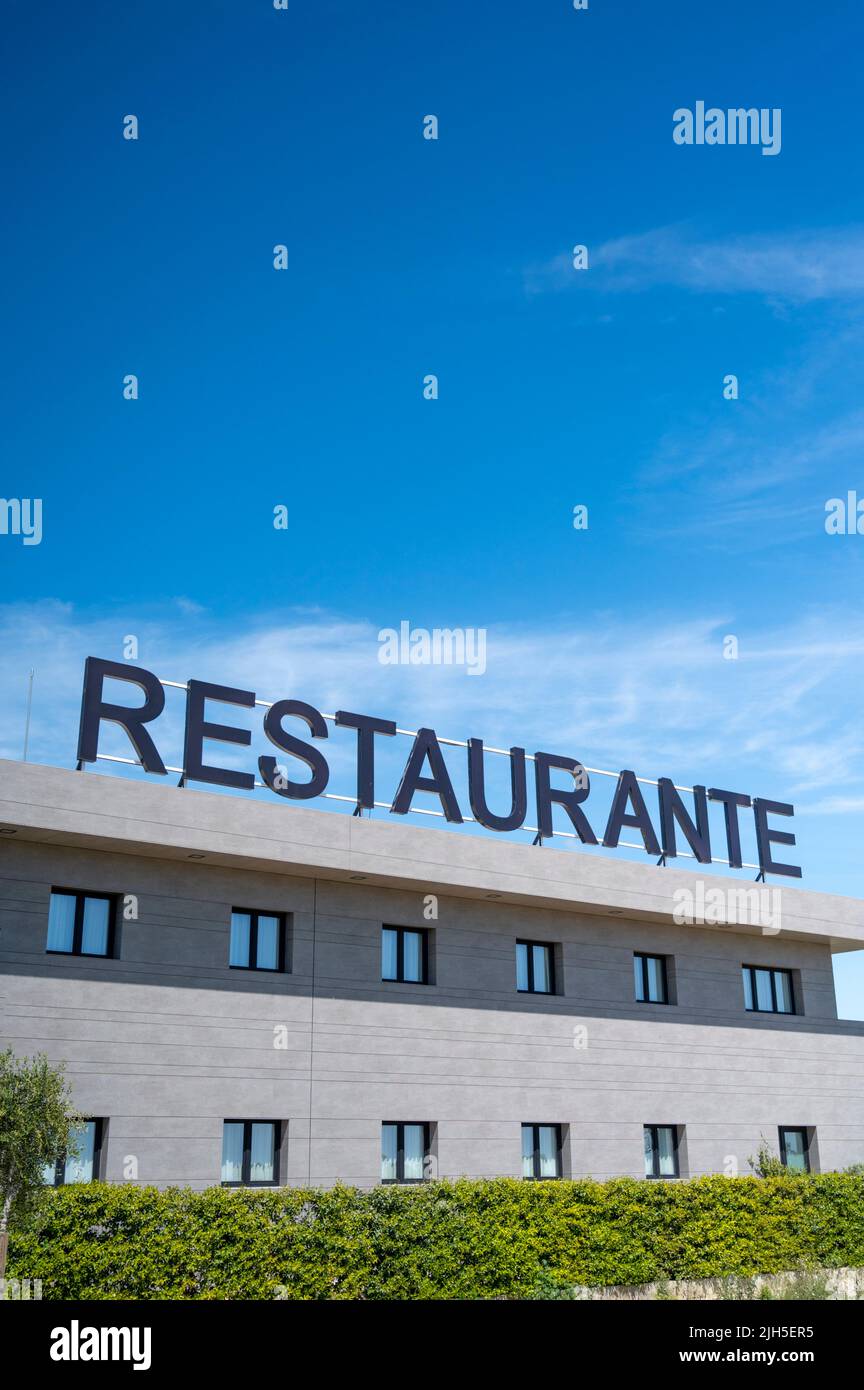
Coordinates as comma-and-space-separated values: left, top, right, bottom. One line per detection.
6, 1296, 857, 1375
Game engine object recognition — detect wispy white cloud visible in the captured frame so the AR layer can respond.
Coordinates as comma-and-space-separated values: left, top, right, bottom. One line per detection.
2, 600, 863, 818
621, 318, 864, 547
800, 795, 864, 817
174, 597, 207, 617
525, 225, 864, 302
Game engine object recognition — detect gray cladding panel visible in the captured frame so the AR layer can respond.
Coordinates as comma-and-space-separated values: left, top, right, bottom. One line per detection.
1, 835, 863, 1189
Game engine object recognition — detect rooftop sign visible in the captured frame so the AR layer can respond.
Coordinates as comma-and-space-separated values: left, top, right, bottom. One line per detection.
75, 657, 802, 880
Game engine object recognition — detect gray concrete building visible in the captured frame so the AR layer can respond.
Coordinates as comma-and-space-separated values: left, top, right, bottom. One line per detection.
1, 757, 863, 1189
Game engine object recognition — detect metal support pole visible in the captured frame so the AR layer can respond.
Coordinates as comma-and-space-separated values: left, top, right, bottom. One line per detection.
22, 668, 35, 761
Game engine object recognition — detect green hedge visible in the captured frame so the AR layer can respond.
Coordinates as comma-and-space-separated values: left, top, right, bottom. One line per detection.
8, 1174, 864, 1300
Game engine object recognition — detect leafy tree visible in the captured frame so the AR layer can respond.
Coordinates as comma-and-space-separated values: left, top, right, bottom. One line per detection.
0, 1049, 83, 1278
747, 1137, 788, 1178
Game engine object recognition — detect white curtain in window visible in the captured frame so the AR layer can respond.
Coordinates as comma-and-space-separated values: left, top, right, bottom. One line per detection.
742, 968, 754, 1009
537, 1125, 558, 1177
634, 955, 645, 1001
521, 1125, 534, 1177
403, 932, 422, 982
47, 893, 76, 952
256, 916, 279, 970
81, 898, 109, 955
381, 928, 398, 981
229, 913, 251, 967
657, 1126, 677, 1177
221, 1122, 244, 1182
646, 956, 663, 1002
516, 943, 530, 991
403, 1124, 425, 1180
774, 971, 793, 1013
755, 969, 773, 1011
381, 1123, 398, 1181
250, 1123, 275, 1182
532, 945, 551, 993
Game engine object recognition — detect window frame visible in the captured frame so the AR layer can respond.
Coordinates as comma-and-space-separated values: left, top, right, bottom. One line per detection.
45, 1118, 104, 1187
521, 1122, 563, 1180
643, 1124, 680, 1179
381, 925, 429, 984
516, 940, 556, 995
778, 1126, 811, 1173
380, 1121, 431, 1184
742, 964, 796, 1015
221, 1119, 282, 1187
46, 889, 116, 959
229, 909, 287, 973
634, 952, 669, 1004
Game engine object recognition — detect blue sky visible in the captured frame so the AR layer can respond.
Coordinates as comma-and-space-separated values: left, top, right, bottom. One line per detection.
3, 0, 864, 1013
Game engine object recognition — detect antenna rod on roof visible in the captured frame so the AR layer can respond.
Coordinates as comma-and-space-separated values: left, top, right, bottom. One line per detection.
22, 668, 35, 761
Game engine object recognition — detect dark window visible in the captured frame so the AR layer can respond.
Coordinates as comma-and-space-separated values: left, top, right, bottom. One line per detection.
516, 941, 555, 994
779, 1127, 811, 1173
521, 1123, 562, 1179
381, 1123, 430, 1182
382, 926, 428, 983
229, 910, 286, 971
742, 966, 795, 1014
644, 1125, 680, 1178
221, 1120, 281, 1186
46, 890, 115, 958
634, 953, 668, 1004
43, 1119, 104, 1186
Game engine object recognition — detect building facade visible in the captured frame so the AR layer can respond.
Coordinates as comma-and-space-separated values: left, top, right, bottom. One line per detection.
1, 758, 863, 1190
